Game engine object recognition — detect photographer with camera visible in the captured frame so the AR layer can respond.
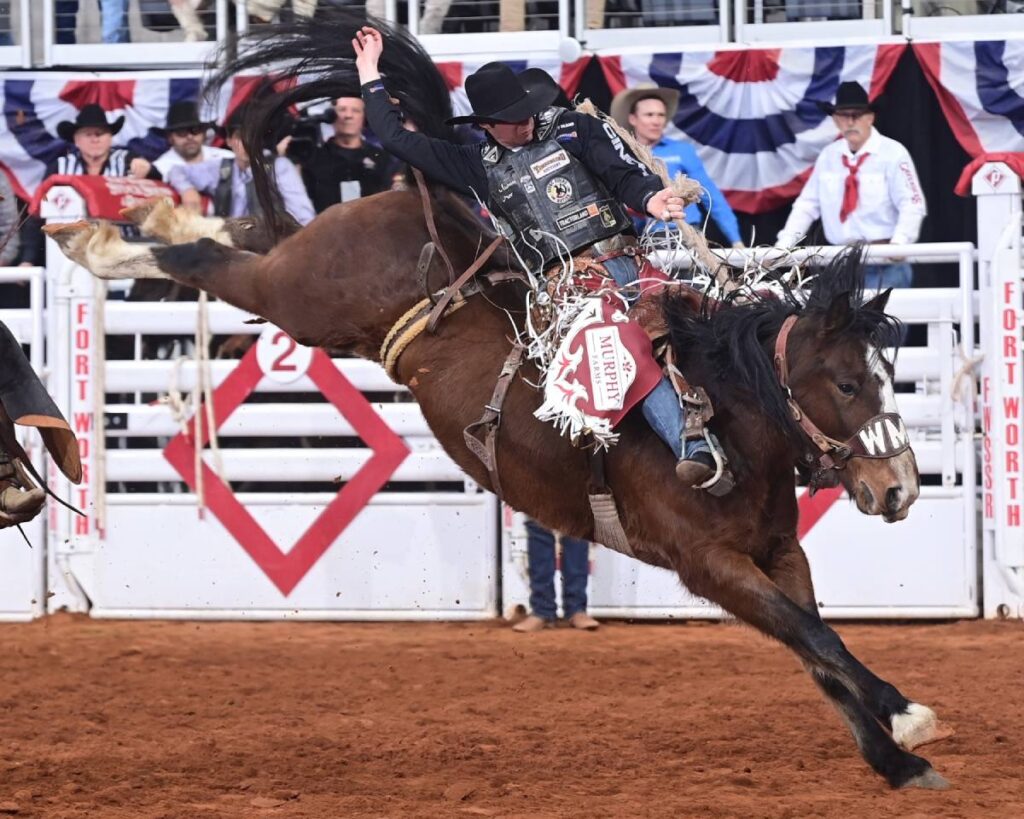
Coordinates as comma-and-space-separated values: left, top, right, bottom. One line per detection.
301, 96, 394, 213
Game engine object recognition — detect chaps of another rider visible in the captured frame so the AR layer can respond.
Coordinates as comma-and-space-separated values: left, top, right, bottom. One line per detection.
352, 26, 726, 492
0, 322, 83, 529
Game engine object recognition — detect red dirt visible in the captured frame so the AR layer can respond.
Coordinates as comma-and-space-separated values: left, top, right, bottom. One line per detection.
0, 616, 1021, 818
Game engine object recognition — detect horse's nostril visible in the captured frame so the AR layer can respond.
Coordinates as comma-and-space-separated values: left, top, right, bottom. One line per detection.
885, 486, 903, 512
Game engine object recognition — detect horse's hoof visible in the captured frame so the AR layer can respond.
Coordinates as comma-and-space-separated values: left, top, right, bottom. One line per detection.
892, 703, 955, 750
900, 768, 950, 790
42, 220, 96, 262
120, 197, 175, 239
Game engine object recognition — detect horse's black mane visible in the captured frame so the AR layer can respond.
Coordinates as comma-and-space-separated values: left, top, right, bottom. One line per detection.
204, 7, 455, 240
666, 248, 903, 439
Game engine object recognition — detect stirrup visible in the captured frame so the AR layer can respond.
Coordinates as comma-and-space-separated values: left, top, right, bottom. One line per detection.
694, 431, 735, 497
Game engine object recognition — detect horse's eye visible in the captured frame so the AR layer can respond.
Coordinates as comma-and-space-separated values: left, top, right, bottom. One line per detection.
837, 382, 857, 396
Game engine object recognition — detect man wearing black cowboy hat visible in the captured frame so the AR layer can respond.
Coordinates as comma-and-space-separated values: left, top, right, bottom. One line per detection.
18, 103, 161, 268
777, 81, 926, 290
354, 26, 725, 490
167, 106, 315, 226
153, 100, 233, 179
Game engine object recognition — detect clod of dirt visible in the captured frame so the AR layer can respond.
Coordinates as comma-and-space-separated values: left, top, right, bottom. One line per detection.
250, 796, 287, 808
443, 782, 477, 801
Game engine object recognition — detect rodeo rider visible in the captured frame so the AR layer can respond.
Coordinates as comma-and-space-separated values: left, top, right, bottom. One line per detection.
352, 26, 726, 491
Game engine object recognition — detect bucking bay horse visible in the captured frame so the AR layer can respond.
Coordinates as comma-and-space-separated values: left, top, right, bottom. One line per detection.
44, 8, 953, 790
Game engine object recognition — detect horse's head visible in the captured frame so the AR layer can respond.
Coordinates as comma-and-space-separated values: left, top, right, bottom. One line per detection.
785, 284, 919, 522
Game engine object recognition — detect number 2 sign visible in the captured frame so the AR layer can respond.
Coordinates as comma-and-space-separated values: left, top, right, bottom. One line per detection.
255, 327, 313, 384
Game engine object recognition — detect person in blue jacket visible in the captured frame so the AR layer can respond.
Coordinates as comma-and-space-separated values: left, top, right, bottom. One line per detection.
610, 84, 744, 248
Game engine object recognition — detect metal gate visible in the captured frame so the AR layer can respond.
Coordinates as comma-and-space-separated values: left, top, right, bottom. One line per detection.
40, 188, 498, 619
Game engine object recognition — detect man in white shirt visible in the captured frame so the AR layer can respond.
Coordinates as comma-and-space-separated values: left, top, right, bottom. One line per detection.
777, 82, 926, 289
153, 101, 233, 179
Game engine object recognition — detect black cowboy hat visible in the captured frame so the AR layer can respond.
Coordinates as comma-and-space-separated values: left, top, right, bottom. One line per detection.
519, 68, 571, 111
446, 62, 558, 125
56, 103, 125, 142
0, 321, 81, 484
156, 100, 216, 135
817, 81, 876, 115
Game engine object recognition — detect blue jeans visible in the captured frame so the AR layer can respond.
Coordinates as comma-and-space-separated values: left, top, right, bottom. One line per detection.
863, 262, 912, 290
101, 0, 129, 43
54, 1, 128, 44
524, 518, 590, 620
602, 254, 709, 460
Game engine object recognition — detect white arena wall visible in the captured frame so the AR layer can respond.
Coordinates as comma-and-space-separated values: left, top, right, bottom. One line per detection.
1, 160, 1021, 621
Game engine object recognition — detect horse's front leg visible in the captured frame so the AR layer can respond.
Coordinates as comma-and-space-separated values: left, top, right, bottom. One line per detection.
677, 545, 949, 790
766, 536, 954, 752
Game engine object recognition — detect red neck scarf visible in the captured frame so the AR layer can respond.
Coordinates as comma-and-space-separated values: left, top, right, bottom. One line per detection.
839, 152, 870, 223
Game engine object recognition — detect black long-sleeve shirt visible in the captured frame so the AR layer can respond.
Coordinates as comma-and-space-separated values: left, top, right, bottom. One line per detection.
361, 80, 663, 215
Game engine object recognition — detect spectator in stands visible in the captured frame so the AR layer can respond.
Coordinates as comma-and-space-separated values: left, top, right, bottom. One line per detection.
610, 84, 744, 248
0, 172, 19, 267
153, 101, 233, 179
55, 0, 130, 44
302, 96, 393, 213
776, 82, 927, 289
513, 518, 600, 633
167, 108, 316, 225
18, 105, 160, 267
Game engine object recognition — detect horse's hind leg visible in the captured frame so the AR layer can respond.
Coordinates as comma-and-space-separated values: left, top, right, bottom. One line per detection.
678, 547, 949, 789
767, 538, 953, 752
121, 198, 233, 246
43, 221, 171, 280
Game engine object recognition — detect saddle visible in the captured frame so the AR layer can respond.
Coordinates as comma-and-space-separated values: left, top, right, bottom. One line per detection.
0, 321, 83, 530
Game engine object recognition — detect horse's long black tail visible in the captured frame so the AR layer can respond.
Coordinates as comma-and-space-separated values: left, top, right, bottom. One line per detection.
203, 6, 455, 242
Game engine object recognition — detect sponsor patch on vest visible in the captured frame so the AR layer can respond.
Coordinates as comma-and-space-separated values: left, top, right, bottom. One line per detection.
555, 204, 600, 231
520, 175, 536, 194
546, 176, 573, 204
599, 206, 616, 228
529, 149, 571, 179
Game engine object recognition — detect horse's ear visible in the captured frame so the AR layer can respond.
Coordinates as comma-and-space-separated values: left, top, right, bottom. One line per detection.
862, 287, 893, 315
821, 291, 852, 335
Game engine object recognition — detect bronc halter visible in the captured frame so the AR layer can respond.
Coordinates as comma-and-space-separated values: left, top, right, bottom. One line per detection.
773, 314, 911, 490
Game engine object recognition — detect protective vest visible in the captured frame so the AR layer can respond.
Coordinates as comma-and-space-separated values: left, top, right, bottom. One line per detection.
482, 107, 631, 275
212, 158, 283, 218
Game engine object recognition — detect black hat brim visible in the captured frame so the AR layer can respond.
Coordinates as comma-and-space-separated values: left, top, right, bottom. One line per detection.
817, 100, 876, 115
154, 119, 216, 137
446, 84, 558, 126
56, 114, 125, 142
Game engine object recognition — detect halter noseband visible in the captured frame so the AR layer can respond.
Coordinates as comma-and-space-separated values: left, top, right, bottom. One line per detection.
773, 314, 910, 486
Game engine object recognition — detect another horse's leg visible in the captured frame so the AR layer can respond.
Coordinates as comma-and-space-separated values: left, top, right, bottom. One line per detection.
121, 198, 233, 246
44, 221, 172, 280
767, 539, 953, 752
678, 548, 948, 789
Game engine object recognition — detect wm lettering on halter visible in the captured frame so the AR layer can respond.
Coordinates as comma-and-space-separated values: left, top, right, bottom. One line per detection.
855, 414, 910, 457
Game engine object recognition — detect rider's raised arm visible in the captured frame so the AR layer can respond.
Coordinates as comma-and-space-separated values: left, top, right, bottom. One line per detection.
566, 110, 663, 216
361, 80, 488, 199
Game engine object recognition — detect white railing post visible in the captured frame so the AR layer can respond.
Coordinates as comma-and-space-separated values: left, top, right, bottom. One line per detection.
40, 187, 95, 614
974, 162, 1024, 619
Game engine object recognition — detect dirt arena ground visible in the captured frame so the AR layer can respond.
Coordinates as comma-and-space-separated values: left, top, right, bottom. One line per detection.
0, 616, 1021, 818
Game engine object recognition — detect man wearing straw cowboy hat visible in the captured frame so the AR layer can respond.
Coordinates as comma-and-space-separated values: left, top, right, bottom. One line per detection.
776, 81, 926, 290
610, 83, 743, 248
354, 26, 730, 491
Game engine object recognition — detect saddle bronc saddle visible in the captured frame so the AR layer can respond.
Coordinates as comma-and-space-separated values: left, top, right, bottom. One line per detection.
0, 321, 82, 530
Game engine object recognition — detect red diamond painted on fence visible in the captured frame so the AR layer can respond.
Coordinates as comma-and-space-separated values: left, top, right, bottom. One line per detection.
164, 345, 409, 595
